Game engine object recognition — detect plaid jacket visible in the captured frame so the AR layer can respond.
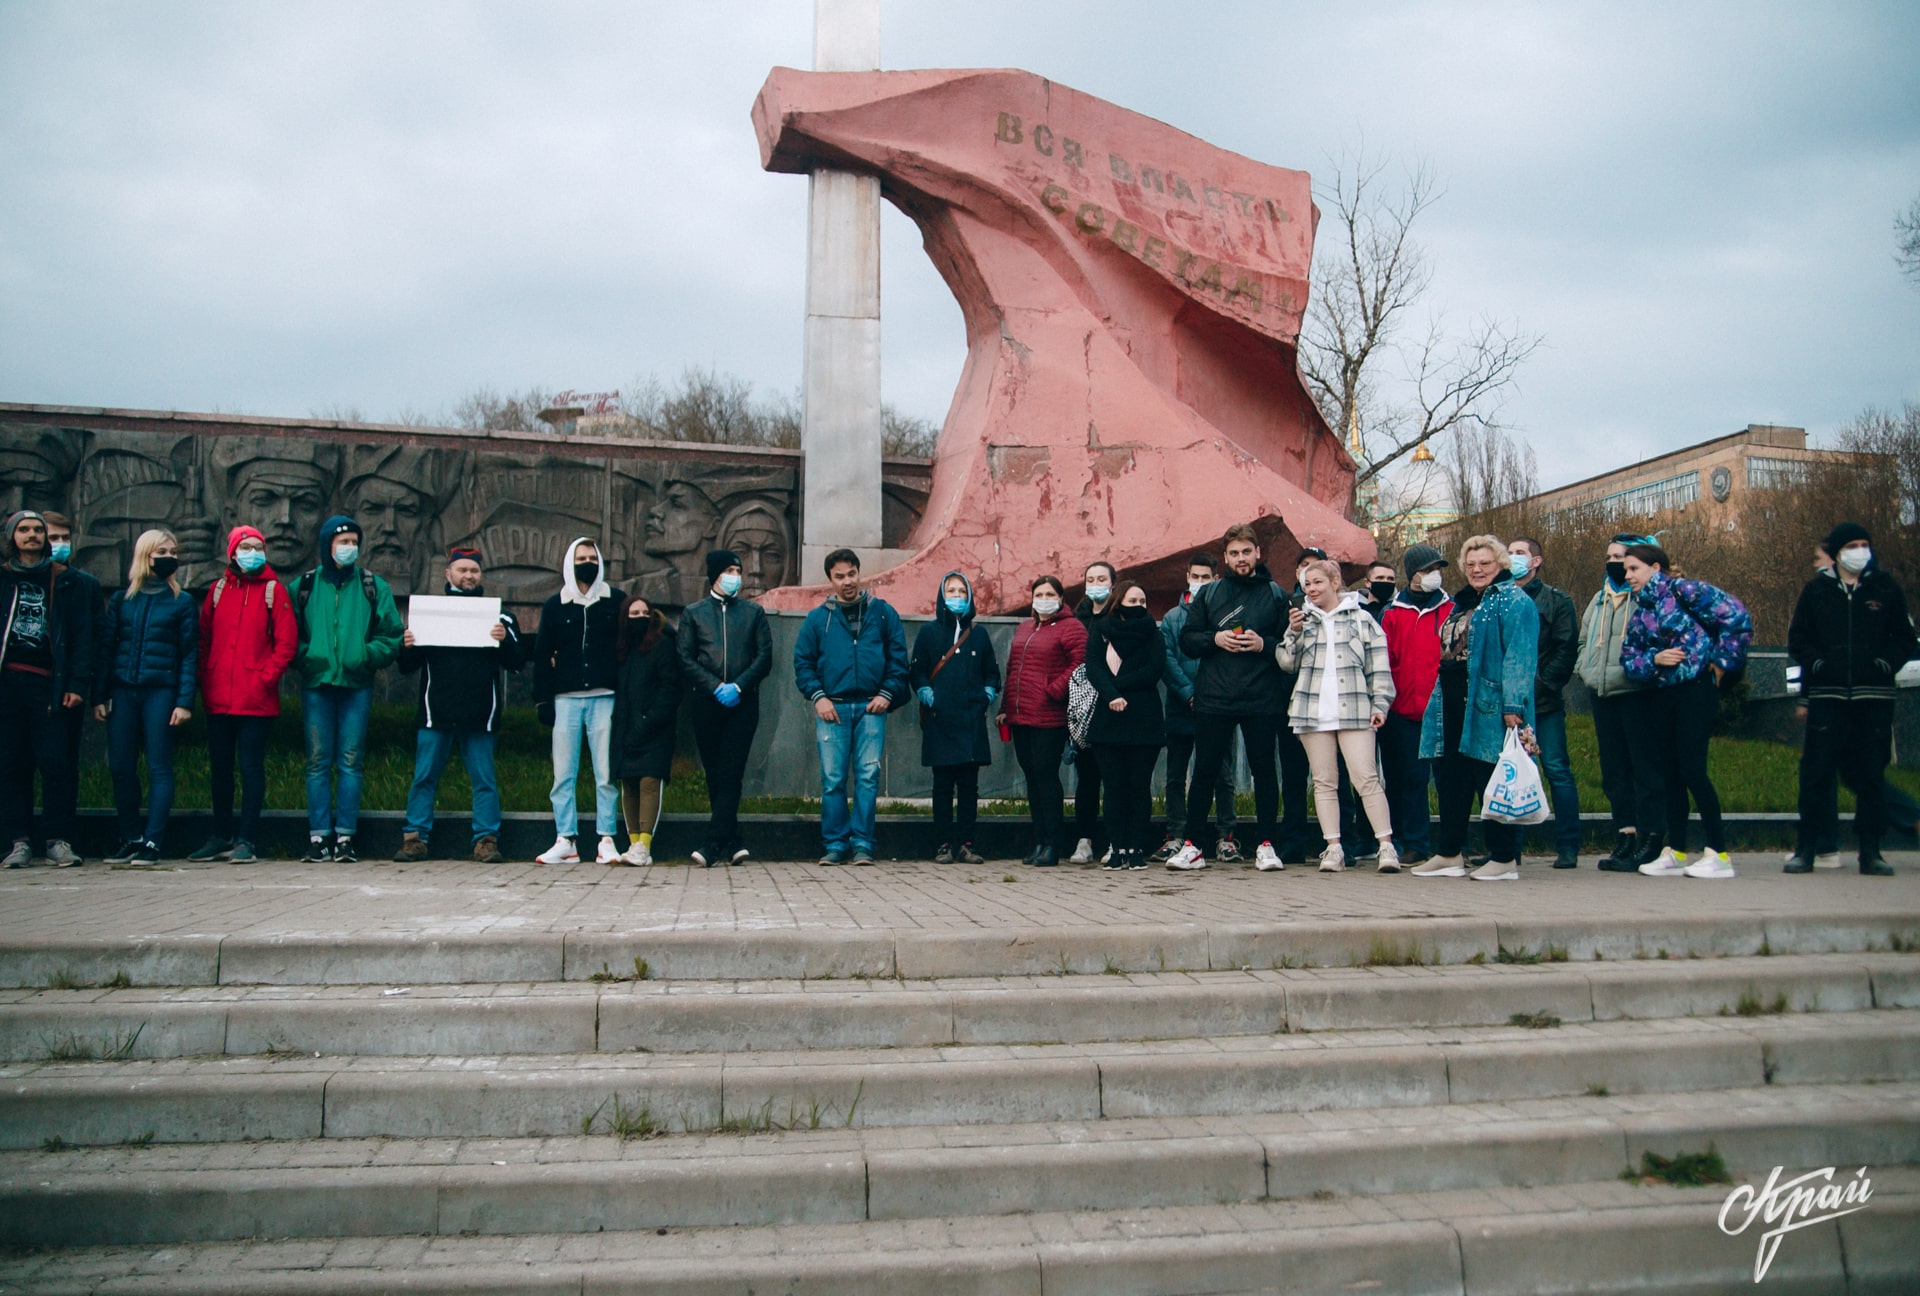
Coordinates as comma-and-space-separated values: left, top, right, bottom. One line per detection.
1275, 598, 1396, 731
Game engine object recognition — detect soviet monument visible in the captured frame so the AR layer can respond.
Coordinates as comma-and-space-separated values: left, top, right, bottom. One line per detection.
754, 68, 1373, 615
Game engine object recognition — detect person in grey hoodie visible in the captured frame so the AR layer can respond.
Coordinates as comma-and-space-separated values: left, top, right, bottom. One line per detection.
1578, 533, 1652, 871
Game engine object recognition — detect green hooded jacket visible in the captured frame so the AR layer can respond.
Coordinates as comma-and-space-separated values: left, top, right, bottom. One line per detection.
287, 565, 404, 690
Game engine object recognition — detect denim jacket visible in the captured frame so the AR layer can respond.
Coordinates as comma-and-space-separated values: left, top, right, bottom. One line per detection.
1419, 577, 1538, 763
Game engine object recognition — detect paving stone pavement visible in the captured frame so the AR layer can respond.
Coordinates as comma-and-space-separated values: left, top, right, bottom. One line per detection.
3, 851, 1917, 941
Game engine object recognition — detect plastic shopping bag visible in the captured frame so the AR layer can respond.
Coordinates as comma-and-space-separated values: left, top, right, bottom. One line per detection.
1482, 728, 1551, 825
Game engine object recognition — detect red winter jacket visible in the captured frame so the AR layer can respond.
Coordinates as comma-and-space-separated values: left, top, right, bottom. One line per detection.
1001, 613, 1087, 728
1380, 590, 1454, 721
199, 568, 297, 716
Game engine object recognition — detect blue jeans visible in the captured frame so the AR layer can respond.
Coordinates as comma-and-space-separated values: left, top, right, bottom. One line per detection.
551, 694, 617, 837
1532, 708, 1582, 856
815, 700, 886, 853
1377, 711, 1431, 855
405, 728, 500, 842
304, 686, 372, 837
108, 684, 179, 843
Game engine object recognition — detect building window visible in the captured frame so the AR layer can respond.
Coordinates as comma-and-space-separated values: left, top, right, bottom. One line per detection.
1746, 456, 1807, 491
1542, 470, 1699, 527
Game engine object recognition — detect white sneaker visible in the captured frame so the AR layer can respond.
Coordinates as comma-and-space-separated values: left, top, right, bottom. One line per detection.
1813, 852, 1844, 870
1376, 841, 1401, 873
595, 836, 620, 865
1411, 855, 1467, 877
1069, 838, 1095, 865
1470, 858, 1519, 881
730, 847, 751, 864
536, 836, 578, 864
1683, 850, 1735, 879
1255, 841, 1285, 871
1317, 843, 1344, 873
620, 841, 651, 866
1638, 848, 1686, 877
1166, 842, 1208, 871
1100, 845, 1113, 864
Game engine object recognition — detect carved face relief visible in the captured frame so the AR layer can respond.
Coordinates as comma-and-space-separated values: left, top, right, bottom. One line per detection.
643, 480, 719, 557
346, 476, 429, 594
720, 503, 791, 599
227, 463, 331, 573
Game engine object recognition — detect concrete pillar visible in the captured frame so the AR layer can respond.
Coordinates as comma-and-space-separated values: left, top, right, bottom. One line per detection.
801, 0, 887, 577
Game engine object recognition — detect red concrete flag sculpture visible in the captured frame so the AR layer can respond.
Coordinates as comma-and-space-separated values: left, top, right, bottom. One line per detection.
753, 67, 1374, 613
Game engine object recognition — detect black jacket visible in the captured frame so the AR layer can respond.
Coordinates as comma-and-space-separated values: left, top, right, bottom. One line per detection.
1788, 566, 1918, 703
1518, 577, 1578, 716
397, 586, 526, 732
612, 615, 682, 780
1087, 611, 1167, 745
532, 588, 625, 704
677, 592, 773, 695
909, 573, 1002, 768
1179, 566, 1289, 715
0, 561, 97, 705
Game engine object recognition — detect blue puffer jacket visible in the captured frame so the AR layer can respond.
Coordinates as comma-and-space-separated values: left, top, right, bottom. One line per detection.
1419, 576, 1538, 764
1621, 573, 1752, 687
99, 587, 199, 708
793, 591, 909, 705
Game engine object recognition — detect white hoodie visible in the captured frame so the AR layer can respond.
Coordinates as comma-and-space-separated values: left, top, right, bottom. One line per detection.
558, 536, 611, 607
1309, 592, 1364, 732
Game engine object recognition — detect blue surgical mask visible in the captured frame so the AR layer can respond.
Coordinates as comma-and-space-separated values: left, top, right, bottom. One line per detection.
333, 544, 358, 568
717, 572, 742, 596
1508, 554, 1530, 580
49, 541, 71, 563
1087, 583, 1111, 602
944, 596, 970, 615
236, 549, 267, 573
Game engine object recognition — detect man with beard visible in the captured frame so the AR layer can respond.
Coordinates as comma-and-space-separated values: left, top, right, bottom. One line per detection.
394, 548, 525, 863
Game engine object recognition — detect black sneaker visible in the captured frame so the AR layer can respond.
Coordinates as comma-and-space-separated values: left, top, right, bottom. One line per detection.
1127, 850, 1149, 869
1782, 855, 1814, 874
1861, 854, 1895, 877
932, 844, 954, 865
105, 839, 145, 866
187, 836, 232, 863
730, 847, 751, 865
1103, 850, 1127, 870
131, 839, 161, 864
692, 847, 711, 868
955, 844, 985, 864
227, 840, 258, 864
1214, 836, 1244, 864
332, 837, 358, 864
302, 836, 332, 863
1148, 836, 1181, 863
1552, 852, 1579, 870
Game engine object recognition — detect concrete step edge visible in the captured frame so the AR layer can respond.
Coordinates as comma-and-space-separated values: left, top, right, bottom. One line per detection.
4, 909, 1916, 987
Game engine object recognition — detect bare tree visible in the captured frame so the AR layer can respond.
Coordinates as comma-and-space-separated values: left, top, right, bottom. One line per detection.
1440, 424, 1538, 521
1299, 152, 1542, 490
1897, 194, 1920, 287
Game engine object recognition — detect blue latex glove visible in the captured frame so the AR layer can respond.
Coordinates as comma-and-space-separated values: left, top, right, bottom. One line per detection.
714, 682, 741, 707
983, 686, 998, 707
916, 685, 936, 709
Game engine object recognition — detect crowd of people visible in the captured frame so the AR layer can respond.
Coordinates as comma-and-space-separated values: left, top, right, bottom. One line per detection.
0, 506, 1910, 878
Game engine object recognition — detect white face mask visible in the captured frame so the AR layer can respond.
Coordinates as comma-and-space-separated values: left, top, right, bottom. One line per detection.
1187, 579, 1208, 596
1032, 596, 1061, 617
1839, 547, 1872, 574
1418, 571, 1445, 593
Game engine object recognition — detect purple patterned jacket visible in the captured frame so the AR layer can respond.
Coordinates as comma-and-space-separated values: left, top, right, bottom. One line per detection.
1621, 574, 1752, 687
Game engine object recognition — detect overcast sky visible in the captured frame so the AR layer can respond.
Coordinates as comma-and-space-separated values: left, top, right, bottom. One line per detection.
2, 1, 1915, 490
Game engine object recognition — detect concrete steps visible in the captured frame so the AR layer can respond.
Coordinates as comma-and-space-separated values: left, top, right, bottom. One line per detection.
2, 951, 1912, 1062
6, 913, 1919, 1293
7, 1174, 1918, 1294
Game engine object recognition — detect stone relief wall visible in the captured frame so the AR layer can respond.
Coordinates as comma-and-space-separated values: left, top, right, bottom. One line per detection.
1, 412, 930, 622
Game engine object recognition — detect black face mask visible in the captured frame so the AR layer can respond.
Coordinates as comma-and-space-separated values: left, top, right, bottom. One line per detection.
573, 562, 599, 586
150, 556, 180, 579
1605, 561, 1627, 586
1369, 581, 1395, 605
1119, 604, 1149, 620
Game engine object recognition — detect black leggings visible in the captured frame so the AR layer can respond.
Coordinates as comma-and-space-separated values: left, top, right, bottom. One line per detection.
1431, 684, 1521, 862
1098, 742, 1162, 854
1073, 743, 1102, 842
1626, 676, 1723, 852
1011, 724, 1068, 851
208, 713, 274, 842
931, 764, 980, 847
1189, 712, 1278, 847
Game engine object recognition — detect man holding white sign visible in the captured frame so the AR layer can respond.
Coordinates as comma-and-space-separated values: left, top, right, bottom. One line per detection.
395, 547, 525, 862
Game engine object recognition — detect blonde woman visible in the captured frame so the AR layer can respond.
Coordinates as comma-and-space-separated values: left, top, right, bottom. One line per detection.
96, 530, 199, 864
1276, 559, 1399, 872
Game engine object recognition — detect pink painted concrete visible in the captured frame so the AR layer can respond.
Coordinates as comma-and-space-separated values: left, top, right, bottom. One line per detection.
753, 68, 1373, 615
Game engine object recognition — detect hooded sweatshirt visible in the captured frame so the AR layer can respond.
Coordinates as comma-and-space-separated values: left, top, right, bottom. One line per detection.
909, 571, 1002, 767
533, 539, 624, 703
287, 517, 403, 690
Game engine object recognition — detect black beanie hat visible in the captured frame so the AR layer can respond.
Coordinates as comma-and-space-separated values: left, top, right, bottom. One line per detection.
1822, 522, 1871, 557
1401, 543, 1447, 580
706, 549, 741, 584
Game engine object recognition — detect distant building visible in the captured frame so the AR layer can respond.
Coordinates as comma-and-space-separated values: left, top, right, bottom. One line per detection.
1524, 424, 1848, 529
